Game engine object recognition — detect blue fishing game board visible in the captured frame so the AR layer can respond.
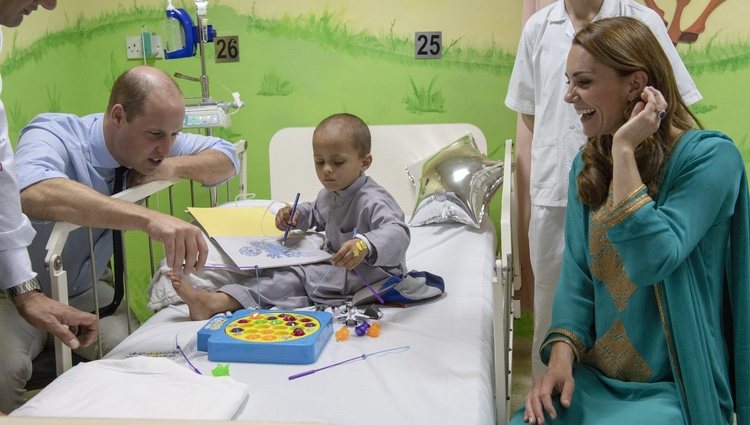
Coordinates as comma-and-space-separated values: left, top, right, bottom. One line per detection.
197, 308, 333, 364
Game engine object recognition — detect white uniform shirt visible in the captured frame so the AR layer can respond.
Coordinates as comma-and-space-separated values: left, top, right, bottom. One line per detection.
505, 0, 702, 207
0, 29, 37, 290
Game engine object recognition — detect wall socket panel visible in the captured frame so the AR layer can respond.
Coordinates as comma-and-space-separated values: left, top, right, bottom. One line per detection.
126, 34, 164, 59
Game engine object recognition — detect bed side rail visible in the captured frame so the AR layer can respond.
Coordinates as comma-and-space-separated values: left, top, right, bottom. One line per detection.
45, 140, 247, 375
493, 138, 516, 424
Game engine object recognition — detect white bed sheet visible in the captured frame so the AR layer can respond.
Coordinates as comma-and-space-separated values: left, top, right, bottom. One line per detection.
12, 357, 249, 420
103, 218, 497, 425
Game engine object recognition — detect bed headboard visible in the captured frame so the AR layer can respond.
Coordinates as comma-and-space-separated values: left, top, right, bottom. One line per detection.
268, 123, 487, 213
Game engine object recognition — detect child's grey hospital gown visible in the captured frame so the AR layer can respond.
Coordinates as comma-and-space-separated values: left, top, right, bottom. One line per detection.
218, 175, 410, 308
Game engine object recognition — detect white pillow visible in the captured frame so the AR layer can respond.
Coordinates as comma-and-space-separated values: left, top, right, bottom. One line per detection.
408, 133, 503, 228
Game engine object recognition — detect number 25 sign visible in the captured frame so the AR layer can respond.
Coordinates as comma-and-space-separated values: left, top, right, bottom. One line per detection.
415, 31, 442, 59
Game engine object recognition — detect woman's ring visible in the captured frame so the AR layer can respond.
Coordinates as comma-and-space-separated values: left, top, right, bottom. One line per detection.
657, 109, 666, 120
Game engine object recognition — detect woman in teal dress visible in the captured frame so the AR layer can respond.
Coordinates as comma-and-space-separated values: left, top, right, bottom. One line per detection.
510, 16, 749, 425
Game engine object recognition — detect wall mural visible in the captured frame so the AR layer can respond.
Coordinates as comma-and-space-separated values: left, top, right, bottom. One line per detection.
0, 0, 747, 320
645, 0, 725, 44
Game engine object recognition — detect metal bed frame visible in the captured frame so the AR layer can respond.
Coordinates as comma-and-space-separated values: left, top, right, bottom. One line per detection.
493, 137, 521, 423
44, 140, 247, 375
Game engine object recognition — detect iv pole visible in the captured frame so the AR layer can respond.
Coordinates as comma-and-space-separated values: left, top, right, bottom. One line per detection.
172, 0, 219, 207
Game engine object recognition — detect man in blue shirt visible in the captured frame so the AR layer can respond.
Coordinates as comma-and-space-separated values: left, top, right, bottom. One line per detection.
0, 65, 239, 411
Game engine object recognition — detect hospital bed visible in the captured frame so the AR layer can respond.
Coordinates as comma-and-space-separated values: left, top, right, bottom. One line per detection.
23, 124, 518, 424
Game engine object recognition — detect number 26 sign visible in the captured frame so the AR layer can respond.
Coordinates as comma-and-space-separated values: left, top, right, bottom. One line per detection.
215, 35, 240, 63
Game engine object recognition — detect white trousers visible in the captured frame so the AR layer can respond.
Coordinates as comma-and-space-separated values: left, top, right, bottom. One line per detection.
528, 204, 566, 378
0, 271, 139, 413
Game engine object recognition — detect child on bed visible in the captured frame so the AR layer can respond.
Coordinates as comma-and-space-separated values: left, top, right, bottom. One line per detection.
171, 113, 411, 320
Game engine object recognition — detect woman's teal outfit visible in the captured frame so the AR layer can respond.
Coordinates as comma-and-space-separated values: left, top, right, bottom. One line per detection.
509, 130, 749, 424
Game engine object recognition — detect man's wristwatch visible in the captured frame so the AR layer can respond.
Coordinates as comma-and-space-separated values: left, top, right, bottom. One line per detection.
6, 277, 42, 299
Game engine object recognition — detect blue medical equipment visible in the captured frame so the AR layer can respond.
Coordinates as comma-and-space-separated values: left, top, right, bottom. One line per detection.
164, 0, 216, 59
163, 1, 243, 131
163, 0, 243, 208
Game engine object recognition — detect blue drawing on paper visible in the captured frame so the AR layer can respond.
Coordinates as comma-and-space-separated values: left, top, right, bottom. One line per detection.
239, 241, 305, 259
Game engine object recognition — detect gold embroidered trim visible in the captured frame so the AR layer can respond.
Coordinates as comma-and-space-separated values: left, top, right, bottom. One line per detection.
604, 195, 651, 229
582, 319, 653, 382
591, 202, 637, 312
543, 337, 581, 363
599, 184, 649, 228
546, 327, 585, 360
620, 184, 647, 205
654, 284, 688, 413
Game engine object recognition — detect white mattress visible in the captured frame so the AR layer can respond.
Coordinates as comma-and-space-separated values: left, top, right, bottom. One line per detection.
102, 218, 497, 424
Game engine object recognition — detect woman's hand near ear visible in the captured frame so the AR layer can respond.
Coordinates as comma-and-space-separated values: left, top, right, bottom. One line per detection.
611, 86, 668, 204
614, 86, 667, 152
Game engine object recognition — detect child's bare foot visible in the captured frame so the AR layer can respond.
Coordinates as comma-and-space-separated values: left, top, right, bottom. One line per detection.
169, 273, 238, 320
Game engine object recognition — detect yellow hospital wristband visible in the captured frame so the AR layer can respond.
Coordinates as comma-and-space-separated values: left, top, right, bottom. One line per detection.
352, 240, 367, 257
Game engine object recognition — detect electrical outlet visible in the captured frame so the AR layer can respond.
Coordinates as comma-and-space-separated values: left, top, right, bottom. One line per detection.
152, 35, 163, 59
126, 36, 143, 59
126, 34, 164, 60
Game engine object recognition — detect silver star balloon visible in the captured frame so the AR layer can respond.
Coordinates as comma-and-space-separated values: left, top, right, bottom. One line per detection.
410, 134, 503, 228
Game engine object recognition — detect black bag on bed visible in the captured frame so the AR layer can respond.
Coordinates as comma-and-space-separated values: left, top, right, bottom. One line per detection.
351, 270, 445, 306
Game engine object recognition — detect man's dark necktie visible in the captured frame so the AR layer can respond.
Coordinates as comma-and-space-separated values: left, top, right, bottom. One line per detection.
98, 166, 127, 318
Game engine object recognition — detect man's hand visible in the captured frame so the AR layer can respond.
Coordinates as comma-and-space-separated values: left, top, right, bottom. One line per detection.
146, 214, 208, 275
129, 151, 236, 187
13, 291, 98, 349
127, 160, 177, 187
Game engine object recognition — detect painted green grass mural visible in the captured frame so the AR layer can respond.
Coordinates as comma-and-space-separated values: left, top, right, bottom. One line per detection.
404, 76, 445, 113
243, 5, 515, 72
680, 33, 750, 76
2, 3, 749, 321
45, 86, 61, 112
257, 71, 293, 96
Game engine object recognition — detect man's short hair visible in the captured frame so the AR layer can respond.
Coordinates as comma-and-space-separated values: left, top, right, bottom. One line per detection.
106, 68, 182, 122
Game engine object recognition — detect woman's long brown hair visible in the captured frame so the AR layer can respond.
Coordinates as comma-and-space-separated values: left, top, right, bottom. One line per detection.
573, 17, 701, 207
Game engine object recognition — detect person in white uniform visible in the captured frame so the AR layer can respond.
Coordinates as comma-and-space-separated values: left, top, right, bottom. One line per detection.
0, 0, 100, 416
504, 0, 702, 377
